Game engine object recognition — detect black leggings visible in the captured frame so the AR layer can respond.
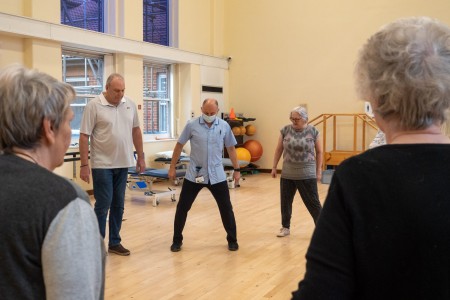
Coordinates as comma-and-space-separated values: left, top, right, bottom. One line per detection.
280, 178, 322, 228
173, 179, 237, 244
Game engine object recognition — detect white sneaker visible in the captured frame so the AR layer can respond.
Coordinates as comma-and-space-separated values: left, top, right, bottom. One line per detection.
277, 227, 290, 237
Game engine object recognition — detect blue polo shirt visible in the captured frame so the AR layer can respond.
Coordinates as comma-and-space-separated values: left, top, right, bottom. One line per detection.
178, 116, 237, 184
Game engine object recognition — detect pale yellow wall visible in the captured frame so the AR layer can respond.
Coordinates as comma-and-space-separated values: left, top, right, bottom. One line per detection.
176, 64, 193, 134
24, 39, 61, 77
211, 0, 225, 57
0, 0, 59, 22
115, 53, 144, 116
224, 0, 450, 169
0, 35, 24, 66
24, 0, 59, 22
177, 63, 201, 129
0, 1, 24, 16
190, 64, 202, 118
178, 0, 213, 55
118, 0, 143, 40
178, 0, 226, 56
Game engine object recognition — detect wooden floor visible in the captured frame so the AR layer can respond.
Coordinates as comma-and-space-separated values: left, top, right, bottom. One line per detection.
99, 173, 330, 300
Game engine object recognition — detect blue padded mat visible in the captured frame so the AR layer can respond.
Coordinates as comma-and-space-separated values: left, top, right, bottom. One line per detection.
128, 167, 156, 176
154, 156, 190, 163
141, 168, 186, 179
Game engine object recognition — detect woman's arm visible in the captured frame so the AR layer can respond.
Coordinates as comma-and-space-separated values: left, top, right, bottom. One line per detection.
42, 199, 104, 300
314, 136, 323, 182
271, 134, 284, 178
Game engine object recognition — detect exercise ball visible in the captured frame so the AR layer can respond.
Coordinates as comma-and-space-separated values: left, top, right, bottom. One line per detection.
239, 126, 246, 135
243, 139, 263, 162
235, 147, 251, 167
245, 124, 256, 136
232, 126, 241, 136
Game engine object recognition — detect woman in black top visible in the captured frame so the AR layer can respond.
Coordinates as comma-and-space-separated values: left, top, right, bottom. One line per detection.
293, 17, 450, 299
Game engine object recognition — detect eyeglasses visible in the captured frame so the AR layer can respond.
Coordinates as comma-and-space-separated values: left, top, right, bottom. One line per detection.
290, 118, 302, 122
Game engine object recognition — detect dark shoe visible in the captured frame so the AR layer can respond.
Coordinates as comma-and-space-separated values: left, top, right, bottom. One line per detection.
170, 242, 182, 252
108, 244, 130, 256
228, 241, 239, 251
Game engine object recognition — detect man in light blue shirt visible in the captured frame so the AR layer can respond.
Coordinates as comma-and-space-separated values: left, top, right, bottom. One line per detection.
168, 99, 241, 252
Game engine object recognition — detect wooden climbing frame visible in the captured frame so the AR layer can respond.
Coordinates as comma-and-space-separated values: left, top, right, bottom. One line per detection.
309, 113, 379, 170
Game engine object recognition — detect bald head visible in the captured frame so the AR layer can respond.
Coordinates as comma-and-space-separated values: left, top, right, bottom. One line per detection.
202, 98, 219, 108
201, 98, 219, 123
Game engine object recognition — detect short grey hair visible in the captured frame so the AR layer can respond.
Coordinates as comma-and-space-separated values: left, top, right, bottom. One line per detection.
202, 98, 219, 107
291, 106, 308, 121
0, 65, 75, 153
105, 73, 124, 87
355, 16, 450, 130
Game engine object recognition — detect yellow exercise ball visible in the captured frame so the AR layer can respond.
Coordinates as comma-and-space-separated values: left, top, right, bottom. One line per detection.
245, 124, 256, 136
232, 126, 241, 136
235, 147, 251, 167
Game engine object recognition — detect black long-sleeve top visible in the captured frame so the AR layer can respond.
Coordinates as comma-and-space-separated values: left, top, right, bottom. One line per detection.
293, 144, 450, 299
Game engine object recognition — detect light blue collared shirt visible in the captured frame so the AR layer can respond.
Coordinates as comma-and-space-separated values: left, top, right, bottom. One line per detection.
178, 116, 237, 184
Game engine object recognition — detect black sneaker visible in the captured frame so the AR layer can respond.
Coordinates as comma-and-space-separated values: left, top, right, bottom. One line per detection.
170, 242, 182, 252
108, 244, 130, 256
228, 241, 239, 251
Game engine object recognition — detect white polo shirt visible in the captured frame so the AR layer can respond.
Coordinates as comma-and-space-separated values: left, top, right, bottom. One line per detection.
80, 93, 140, 168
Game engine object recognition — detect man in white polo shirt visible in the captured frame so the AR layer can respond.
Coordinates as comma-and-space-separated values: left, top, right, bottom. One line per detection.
79, 73, 145, 256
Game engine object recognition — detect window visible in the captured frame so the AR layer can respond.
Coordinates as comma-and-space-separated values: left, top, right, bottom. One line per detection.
143, 63, 171, 135
61, 0, 104, 32
62, 52, 104, 142
143, 0, 169, 46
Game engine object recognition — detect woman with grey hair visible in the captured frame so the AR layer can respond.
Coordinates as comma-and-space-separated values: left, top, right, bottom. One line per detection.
271, 106, 323, 237
293, 17, 450, 299
0, 65, 105, 299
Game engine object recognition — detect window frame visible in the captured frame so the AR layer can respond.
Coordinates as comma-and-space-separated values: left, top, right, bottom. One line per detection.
60, 0, 105, 33
62, 50, 105, 146
143, 0, 169, 46
142, 62, 173, 140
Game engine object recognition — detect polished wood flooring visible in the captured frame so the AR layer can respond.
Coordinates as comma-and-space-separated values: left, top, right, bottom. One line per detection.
99, 173, 330, 300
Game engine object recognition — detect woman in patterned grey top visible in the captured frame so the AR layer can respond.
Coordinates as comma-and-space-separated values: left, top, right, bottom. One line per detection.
271, 106, 323, 237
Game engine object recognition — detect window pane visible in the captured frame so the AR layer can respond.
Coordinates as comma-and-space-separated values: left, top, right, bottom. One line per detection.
62, 53, 104, 140
61, 0, 104, 32
159, 101, 168, 132
70, 96, 92, 137
143, 63, 171, 134
143, 0, 169, 46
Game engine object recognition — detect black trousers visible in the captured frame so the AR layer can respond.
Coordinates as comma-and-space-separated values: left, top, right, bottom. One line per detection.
173, 179, 237, 244
280, 178, 322, 229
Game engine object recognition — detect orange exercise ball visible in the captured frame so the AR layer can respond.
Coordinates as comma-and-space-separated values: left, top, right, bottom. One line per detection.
243, 139, 263, 162
232, 126, 241, 136
239, 126, 246, 135
245, 124, 256, 136
235, 147, 251, 166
